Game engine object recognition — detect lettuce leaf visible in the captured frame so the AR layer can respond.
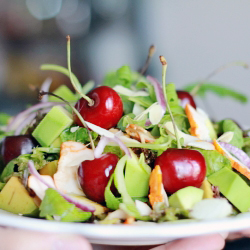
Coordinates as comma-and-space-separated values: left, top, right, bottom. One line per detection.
197, 149, 232, 176
39, 188, 92, 222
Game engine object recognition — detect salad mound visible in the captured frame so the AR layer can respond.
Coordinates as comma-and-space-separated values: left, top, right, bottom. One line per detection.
0, 39, 250, 225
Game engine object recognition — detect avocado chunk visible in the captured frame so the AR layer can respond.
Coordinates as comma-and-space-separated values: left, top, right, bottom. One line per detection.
39, 160, 58, 177
208, 167, 250, 212
49, 85, 77, 102
200, 179, 214, 199
69, 194, 108, 216
0, 176, 38, 215
169, 186, 204, 210
32, 106, 73, 147
51, 137, 62, 148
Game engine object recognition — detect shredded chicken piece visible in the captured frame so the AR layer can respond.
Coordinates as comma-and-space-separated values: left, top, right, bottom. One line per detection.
54, 141, 94, 195
125, 124, 155, 143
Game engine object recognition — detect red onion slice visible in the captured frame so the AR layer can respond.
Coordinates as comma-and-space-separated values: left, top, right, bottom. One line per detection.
147, 76, 166, 114
219, 142, 250, 168
85, 121, 131, 158
6, 102, 65, 132
14, 108, 52, 136
28, 161, 95, 213
40, 78, 52, 102
94, 135, 131, 158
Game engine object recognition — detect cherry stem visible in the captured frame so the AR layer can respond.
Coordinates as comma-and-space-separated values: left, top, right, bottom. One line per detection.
191, 61, 249, 96
160, 56, 181, 149
140, 45, 156, 75
39, 90, 95, 150
66, 35, 94, 106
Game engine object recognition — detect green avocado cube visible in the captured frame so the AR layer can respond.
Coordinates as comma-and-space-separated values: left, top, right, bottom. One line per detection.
208, 167, 250, 212
32, 106, 73, 147
49, 85, 77, 102
169, 186, 204, 210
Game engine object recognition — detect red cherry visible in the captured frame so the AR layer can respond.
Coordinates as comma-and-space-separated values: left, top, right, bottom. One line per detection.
1, 135, 38, 165
177, 90, 196, 109
74, 86, 123, 129
78, 153, 119, 204
154, 148, 206, 194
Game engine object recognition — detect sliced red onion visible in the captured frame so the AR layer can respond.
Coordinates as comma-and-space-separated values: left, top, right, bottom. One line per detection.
145, 119, 152, 126
14, 108, 52, 136
28, 161, 95, 213
40, 78, 52, 102
113, 136, 131, 158
219, 142, 250, 168
14, 113, 37, 136
147, 76, 166, 114
6, 102, 65, 132
85, 121, 131, 158
94, 135, 131, 158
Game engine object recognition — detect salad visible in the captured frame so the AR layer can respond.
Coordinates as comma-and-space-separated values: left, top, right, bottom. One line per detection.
0, 37, 250, 225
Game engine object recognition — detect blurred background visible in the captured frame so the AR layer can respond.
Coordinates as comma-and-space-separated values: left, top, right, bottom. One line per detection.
0, 1, 250, 249
0, 0, 250, 126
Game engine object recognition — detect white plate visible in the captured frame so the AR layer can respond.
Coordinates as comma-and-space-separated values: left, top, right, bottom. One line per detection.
1, 209, 250, 246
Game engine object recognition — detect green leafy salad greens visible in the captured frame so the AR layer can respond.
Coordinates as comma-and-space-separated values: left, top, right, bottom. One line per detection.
0, 49, 250, 226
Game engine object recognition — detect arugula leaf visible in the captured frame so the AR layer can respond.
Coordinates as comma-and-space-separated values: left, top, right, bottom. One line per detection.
0, 147, 56, 182
197, 149, 232, 176
136, 81, 156, 102
128, 96, 154, 108
217, 119, 244, 149
117, 113, 146, 131
60, 126, 98, 144
0, 113, 11, 125
166, 83, 180, 107
157, 207, 190, 222
103, 146, 124, 158
184, 82, 248, 103
39, 188, 92, 222
120, 95, 134, 115
103, 65, 133, 89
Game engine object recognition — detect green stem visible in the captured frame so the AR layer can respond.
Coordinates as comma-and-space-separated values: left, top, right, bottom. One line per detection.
160, 56, 181, 149
66, 36, 94, 106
